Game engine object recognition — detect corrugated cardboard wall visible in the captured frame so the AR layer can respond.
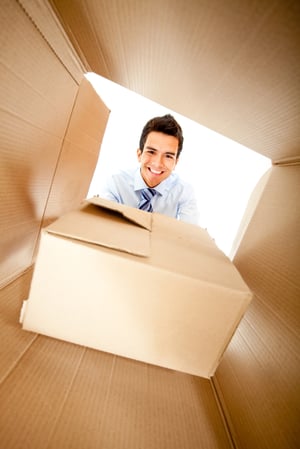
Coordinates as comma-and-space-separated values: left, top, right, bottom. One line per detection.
214, 164, 300, 449
0, 0, 109, 287
49, 0, 300, 163
0, 0, 76, 285
40, 77, 110, 229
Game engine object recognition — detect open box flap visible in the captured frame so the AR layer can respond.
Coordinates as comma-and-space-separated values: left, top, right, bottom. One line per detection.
88, 197, 152, 230
46, 199, 152, 257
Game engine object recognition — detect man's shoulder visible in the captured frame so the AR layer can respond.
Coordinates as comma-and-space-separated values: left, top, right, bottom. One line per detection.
111, 167, 137, 182
112, 166, 136, 176
101, 167, 137, 201
167, 172, 193, 190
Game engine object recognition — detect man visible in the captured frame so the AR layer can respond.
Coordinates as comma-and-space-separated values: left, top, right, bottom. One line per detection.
100, 114, 199, 224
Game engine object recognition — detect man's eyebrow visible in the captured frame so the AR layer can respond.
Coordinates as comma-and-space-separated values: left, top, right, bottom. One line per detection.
166, 151, 177, 156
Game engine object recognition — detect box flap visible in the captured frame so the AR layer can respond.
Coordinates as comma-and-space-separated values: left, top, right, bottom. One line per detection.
88, 196, 152, 230
46, 200, 151, 257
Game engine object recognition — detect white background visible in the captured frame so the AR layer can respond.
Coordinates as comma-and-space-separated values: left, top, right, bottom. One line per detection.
87, 73, 271, 257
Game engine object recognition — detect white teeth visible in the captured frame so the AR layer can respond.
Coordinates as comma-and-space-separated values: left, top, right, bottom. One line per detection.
150, 168, 162, 174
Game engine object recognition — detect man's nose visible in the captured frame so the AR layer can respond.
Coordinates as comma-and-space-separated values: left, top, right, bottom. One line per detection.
152, 153, 164, 167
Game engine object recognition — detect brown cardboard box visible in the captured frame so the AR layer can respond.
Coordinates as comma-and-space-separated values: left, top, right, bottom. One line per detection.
1, 1, 299, 449
21, 197, 252, 378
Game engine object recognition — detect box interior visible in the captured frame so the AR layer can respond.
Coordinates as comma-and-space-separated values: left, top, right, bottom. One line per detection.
1, 1, 299, 448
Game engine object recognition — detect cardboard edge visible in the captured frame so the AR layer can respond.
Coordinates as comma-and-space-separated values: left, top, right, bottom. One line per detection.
46, 228, 150, 258
207, 291, 253, 377
44, 203, 151, 257
87, 197, 153, 231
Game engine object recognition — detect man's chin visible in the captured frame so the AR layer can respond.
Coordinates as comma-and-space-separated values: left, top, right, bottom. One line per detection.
141, 169, 166, 187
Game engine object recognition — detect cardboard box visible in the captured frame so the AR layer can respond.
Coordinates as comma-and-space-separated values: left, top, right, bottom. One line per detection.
1, 2, 299, 448
21, 197, 252, 378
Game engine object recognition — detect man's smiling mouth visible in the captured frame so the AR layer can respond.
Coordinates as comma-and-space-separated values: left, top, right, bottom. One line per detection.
149, 167, 163, 175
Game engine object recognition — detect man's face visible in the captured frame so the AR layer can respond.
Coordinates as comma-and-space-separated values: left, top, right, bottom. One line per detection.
137, 131, 179, 188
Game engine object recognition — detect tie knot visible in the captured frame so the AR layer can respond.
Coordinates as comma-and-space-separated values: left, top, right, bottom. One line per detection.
142, 188, 156, 199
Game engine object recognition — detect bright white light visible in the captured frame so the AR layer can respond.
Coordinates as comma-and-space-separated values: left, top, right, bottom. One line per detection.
86, 72, 271, 257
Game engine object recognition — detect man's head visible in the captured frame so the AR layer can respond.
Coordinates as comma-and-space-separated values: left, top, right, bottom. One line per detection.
137, 114, 184, 188
139, 114, 184, 157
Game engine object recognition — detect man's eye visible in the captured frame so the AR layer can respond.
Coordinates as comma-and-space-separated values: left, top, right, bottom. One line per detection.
166, 154, 175, 159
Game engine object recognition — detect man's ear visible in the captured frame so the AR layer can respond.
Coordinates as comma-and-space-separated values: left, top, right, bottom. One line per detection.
137, 148, 142, 161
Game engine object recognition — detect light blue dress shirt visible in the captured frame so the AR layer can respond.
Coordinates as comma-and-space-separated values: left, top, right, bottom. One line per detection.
99, 167, 199, 225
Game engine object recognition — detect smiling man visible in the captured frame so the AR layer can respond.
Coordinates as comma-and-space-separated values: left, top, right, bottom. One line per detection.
100, 114, 199, 224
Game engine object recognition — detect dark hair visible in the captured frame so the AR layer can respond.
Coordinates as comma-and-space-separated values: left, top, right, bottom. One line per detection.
139, 114, 184, 158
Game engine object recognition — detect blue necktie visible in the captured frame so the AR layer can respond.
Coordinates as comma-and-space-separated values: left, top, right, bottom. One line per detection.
138, 188, 156, 212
